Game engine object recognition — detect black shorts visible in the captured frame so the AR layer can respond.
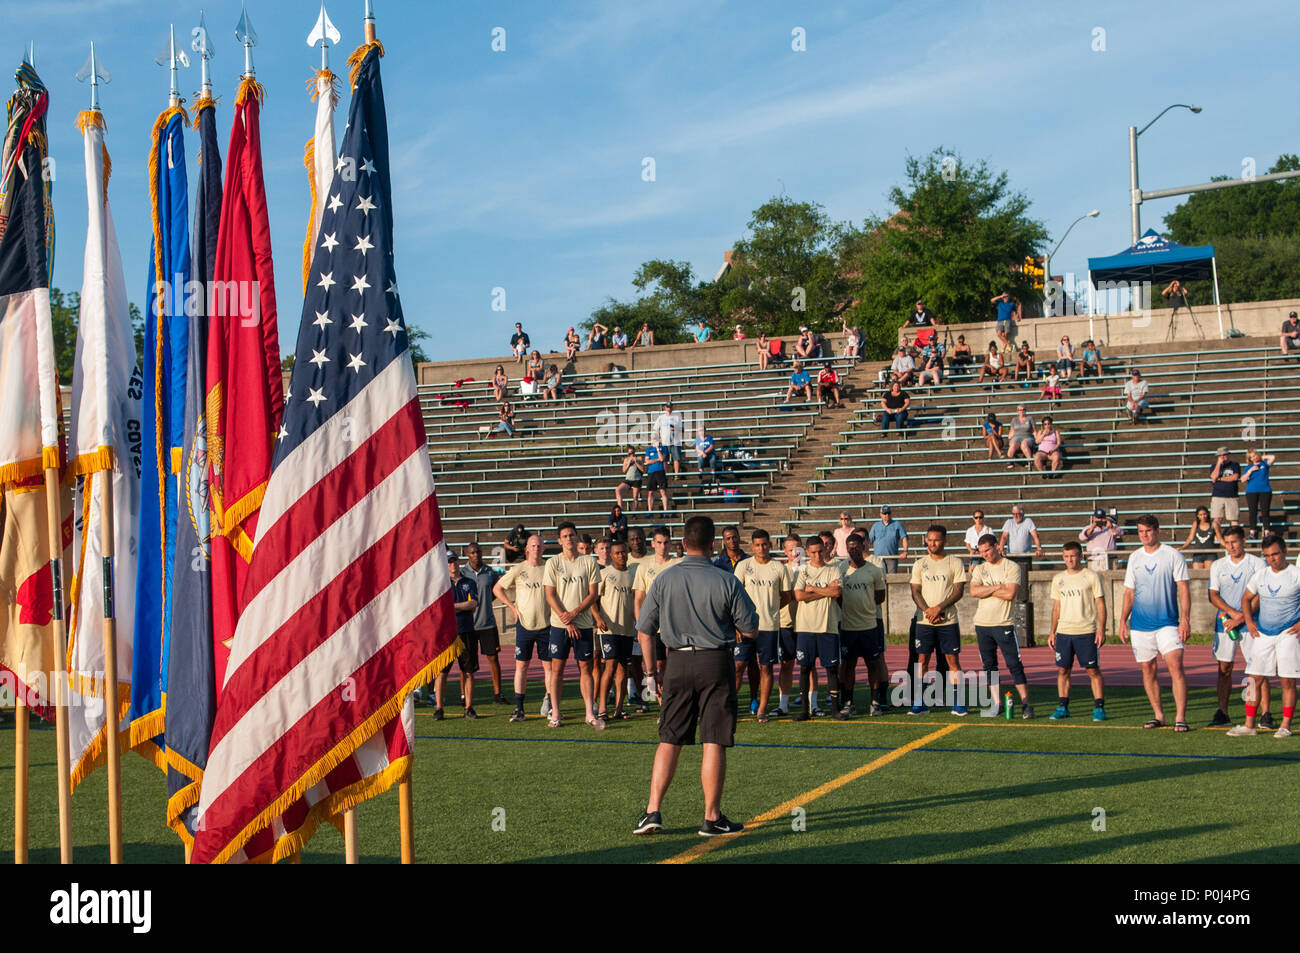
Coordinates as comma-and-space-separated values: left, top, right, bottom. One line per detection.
514, 624, 551, 662
454, 630, 479, 673
1055, 633, 1100, 670
778, 626, 797, 662
796, 631, 841, 668
599, 633, 634, 663
659, 648, 736, 747
915, 622, 961, 657
755, 630, 782, 666
475, 626, 500, 656
548, 626, 595, 662
647, 470, 668, 491
840, 627, 884, 665
732, 636, 755, 663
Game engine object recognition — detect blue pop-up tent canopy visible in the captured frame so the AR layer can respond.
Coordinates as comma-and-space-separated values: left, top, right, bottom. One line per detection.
1087, 229, 1224, 338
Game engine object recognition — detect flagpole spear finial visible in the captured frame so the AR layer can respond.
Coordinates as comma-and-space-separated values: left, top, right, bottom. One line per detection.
23, 42, 34, 68
364, 0, 376, 45
235, 2, 258, 79
192, 10, 216, 98
76, 42, 112, 112
154, 25, 190, 108
307, 2, 342, 73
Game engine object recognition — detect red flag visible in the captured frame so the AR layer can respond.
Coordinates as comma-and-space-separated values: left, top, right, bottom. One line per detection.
205, 79, 283, 692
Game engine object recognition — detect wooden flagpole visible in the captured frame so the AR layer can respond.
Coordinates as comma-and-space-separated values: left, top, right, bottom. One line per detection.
343, 809, 358, 864
42, 464, 73, 863
99, 475, 123, 863
398, 778, 413, 863
14, 698, 28, 863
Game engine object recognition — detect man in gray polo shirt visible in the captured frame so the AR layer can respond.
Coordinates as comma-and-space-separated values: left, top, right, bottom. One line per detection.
464, 543, 506, 704
999, 505, 1043, 557
633, 515, 759, 838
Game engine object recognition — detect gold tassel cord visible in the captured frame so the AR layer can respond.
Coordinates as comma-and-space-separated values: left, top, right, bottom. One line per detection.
302, 136, 316, 293
235, 77, 266, 107
75, 112, 113, 209
187, 94, 220, 130
306, 68, 340, 108
346, 40, 385, 91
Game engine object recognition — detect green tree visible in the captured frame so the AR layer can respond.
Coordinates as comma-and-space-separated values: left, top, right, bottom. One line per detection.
50, 287, 80, 384
843, 148, 1048, 359
1162, 154, 1300, 304
583, 259, 701, 345
722, 197, 856, 337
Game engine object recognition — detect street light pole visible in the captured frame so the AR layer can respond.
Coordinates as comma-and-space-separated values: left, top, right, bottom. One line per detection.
1129, 104, 1201, 244
1044, 210, 1099, 317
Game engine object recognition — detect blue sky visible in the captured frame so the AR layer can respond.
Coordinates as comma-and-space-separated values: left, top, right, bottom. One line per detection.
5, 0, 1298, 361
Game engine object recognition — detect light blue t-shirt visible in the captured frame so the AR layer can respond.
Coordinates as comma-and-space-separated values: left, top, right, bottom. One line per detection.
996, 300, 1017, 322
869, 520, 907, 556
1209, 553, 1266, 631
1246, 564, 1300, 636
694, 326, 711, 343
1124, 544, 1189, 631
791, 369, 810, 387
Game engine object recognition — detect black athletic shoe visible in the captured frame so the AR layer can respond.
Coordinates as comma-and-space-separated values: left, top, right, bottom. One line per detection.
793, 709, 810, 722
464, 707, 478, 720
699, 814, 744, 837
493, 693, 508, 705
1260, 712, 1277, 730
508, 710, 525, 723
433, 708, 444, 721
1207, 709, 1231, 727
633, 811, 663, 835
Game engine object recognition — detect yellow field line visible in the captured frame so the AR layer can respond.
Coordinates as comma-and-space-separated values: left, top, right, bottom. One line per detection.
660, 723, 962, 865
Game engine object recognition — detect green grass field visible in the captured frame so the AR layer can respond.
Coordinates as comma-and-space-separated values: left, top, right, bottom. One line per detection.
2, 684, 1298, 864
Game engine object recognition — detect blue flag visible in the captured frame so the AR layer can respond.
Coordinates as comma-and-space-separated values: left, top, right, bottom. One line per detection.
130, 105, 190, 764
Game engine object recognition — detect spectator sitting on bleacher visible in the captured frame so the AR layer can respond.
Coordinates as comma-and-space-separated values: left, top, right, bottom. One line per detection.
1123, 369, 1149, 423
1041, 366, 1063, 406
890, 346, 916, 386
983, 413, 1005, 459
1013, 342, 1035, 383
1057, 336, 1076, 381
608, 504, 628, 543
841, 318, 862, 359
695, 426, 720, 488
1281, 311, 1299, 356
757, 332, 771, 370
794, 327, 817, 360
1006, 404, 1036, 468
615, 446, 644, 511
527, 349, 545, 381
543, 364, 561, 400
1079, 509, 1123, 571
486, 401, 516, 439
818, 362, 842, 407
977, 341, 1007, 387
732, 324, 745, 341
1033, 416, 1064, 477
693, 320, 712, 344
492, 364, 509, 402
564, 328, 581, 359
510, 322, 530, 363
503, 523, 529, 563
880, 382, 910, 436
917, 346, 943, 389
786, 361, 813, 403
949, 335, 973, 377
634, 322, 655, 348
587, 322, 609, 350
1080, 340, 1101, 381
611, 326, 630, 349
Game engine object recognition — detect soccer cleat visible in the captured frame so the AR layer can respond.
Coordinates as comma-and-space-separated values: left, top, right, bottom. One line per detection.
1206, 709, 1231, 727
811, 707, 825, 718
1092, 706, 1106, 722
464, 707, 478, 719
633, 811, 663, 835
540, 695, 552, 718
908, 704, 929, 715
433, 708, 444, 721
1021, 704, 1034, 720
793, 709, 811, 722
869, 701, 885, 716
699, 814, 744, 837
508, 710, 525, 723
951, 705, 969, 717
493, 693, 509, 705
1274, 727, 1293, 739
1050, 705, 1070, 720
1260, 712, 1277, 730
1225, 724, 1258, 737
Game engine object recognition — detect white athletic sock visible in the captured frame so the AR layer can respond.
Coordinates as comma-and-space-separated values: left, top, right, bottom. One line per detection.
810, 690, 820, 710
779, 693, 790, 710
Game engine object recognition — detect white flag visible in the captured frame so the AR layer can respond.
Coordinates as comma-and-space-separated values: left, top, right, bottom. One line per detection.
301, 68, 337, 291
67, 111, 141, 788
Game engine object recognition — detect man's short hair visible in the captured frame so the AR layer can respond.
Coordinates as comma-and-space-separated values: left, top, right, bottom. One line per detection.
610, 539, 627, 552
751, 528, 771, 543
818, 530, 835, 544
785, 532, 802, 545
683, 515, 715, 552
1222, 525, 1246, 541
926, 524, 948, 539
850, 528, 869, 542
805, 537, 823, 550
1062, 540, 1083, 555
599, 535, 616, 546
1262, 533, 1288, 553
977, 534, 998, 549
652, 526, 671, 541
466, 541, 481, 553
557, 521, 577, 535
579, 533, 594, 547
1135, 514, 1160, 530
723, 524, 739, 537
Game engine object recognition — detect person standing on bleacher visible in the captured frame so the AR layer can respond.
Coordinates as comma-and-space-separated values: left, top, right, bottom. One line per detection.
653, 402, 684, 475
869, 505, 908, 575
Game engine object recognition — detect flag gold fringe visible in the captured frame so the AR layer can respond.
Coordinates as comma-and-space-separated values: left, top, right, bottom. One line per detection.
188, 94, 219, 130
235, 77, 265, 107
307, 68, 340, 108
346, 40, 385, 91
171, 446, 182, 474
71, 446, 116, 475
42, 445, 60, 470
199, 635, 461, 865
219, 481, 266, 561
66, 470, 95, 661
74, 110, 111, 204
0, 456, 44, 485
68, 695, 130, 791
303, 68, 340, 291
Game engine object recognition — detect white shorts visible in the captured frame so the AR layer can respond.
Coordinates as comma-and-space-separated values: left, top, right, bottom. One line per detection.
1212, 628, 1253, 665
1244, 632, 1300, 679
1130, 626, 1183, 663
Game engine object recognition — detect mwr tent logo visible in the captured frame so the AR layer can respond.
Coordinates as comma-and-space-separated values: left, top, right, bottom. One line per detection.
49, 884, 151, 933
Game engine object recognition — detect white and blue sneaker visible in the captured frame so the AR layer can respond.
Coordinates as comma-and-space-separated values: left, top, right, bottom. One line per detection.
908, 704, 929, 715
951, 705, 970, 717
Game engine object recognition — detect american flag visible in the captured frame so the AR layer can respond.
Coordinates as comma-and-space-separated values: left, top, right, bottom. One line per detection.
191, 45, 459, 865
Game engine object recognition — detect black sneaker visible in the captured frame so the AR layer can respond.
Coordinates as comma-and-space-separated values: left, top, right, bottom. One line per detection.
793, 709, 810, 722
633, 811, 663, 835
433, 708, 444, 721
699, 814, 744, 837
1207, 709, 1231, 728
493, 693, 508, 705
836, 707, 851, 721
464, 707, 478, 719
508, 709, 525, 723
1261, 712, 1277, 730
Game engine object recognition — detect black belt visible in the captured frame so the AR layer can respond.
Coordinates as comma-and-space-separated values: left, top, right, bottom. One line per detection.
669, 645, 726, 652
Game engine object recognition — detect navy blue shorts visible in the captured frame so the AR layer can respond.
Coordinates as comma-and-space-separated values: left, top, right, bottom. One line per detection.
915, 622, 961, 657
514, 625, 551, 663
755, 630, 782, 666
796, 631, 841, 668
778, 627, 797, 662
1055, 633, 1100, 670
864, 623, 886, 660
732, 636, 755, 663
839, 628, 869, 665
599, 633, 634, 663
549, 626, 595, 662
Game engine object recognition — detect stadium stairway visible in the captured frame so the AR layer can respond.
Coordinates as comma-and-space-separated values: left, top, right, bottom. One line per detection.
784, 336, 1300, 569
